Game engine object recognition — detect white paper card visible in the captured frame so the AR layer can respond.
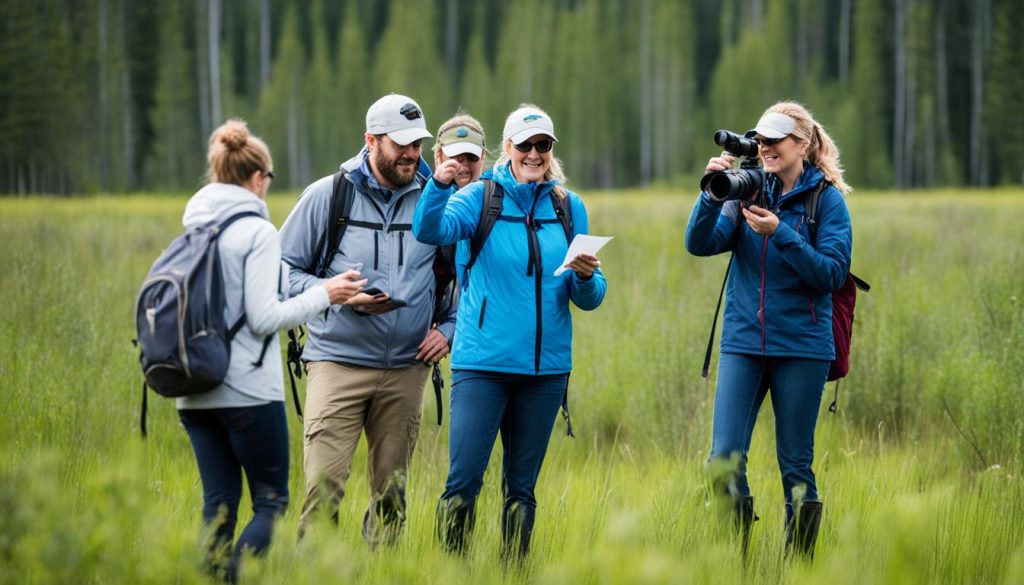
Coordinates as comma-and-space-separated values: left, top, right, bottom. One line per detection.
553, 235, 613, 276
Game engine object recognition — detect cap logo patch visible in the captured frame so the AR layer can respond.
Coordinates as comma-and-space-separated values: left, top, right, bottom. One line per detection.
400, 103, 422, 120
455, 127, 469, 138
523, 114, 543, 122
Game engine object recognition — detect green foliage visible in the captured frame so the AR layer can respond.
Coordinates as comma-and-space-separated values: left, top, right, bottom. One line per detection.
145, 1, 203, 191
2, 190, 1024, 582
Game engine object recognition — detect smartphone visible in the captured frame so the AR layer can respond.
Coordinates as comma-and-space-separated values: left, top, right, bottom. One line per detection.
377, 298, 407, 311
362, 287, 385, 296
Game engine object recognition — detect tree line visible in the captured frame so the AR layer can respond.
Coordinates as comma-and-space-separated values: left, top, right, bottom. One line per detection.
1, 0, 1021, 195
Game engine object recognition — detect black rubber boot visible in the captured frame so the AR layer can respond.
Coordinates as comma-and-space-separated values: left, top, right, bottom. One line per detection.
736, 496, 757, 557
500, 501, 535, 562
435, 496, 477, 555
785, 500, 823, 559
362, 484, 406, 549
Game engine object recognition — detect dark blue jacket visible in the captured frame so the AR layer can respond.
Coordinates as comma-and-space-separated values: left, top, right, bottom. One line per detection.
685, 164, 852, 360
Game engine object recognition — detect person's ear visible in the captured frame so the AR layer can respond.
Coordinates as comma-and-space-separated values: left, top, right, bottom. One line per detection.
365, 132, 377, 151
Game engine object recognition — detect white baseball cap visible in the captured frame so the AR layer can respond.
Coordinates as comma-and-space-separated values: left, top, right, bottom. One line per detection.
437, 124, 485, 158
502, 106, 558, 145
365, 94, 432, 146
752, 112, 796, 139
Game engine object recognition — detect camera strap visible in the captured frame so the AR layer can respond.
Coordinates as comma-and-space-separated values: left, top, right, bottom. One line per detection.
702, 253, 734, 378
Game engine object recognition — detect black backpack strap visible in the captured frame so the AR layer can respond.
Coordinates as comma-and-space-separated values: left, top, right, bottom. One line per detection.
431, 362, 444, 426
560, 374, 575, 438
804, 180, 829, 243
312, 172, 356, 277
285, 327, 305, 420
550, 190, 574, 243
464, 179, 502, 286
140, 380, 148, 438
702, 254, 734, 378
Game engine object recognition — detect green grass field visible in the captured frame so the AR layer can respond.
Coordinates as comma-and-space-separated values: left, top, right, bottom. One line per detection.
2, 189, 1023, 584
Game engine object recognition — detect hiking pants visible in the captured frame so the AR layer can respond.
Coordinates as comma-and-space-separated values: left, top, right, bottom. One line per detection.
179, 401, 289, 580
298, 361, 428, 542
441, 370, 568, 519
709, 353, 829, 503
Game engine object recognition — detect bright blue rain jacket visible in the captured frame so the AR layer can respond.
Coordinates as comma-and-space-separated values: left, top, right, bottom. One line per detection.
413, 162, 607, 375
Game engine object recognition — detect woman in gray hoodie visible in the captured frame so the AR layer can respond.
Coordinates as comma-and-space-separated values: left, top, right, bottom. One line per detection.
178, 119, 365, 582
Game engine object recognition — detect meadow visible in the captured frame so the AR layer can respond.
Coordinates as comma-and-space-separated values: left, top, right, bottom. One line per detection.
1, 188, 1022, 584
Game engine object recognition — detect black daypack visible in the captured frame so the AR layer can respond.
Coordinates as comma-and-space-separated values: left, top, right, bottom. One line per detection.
285, 171, 459, 424
135, 211, 271, 436
701, 181, 870, 413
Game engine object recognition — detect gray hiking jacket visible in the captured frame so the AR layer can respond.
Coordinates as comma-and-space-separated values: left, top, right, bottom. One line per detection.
279, 151, 456, 368
177, 182, 331, 409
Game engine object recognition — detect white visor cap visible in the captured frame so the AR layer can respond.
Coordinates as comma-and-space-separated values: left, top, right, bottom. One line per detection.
752, 112, 796, 139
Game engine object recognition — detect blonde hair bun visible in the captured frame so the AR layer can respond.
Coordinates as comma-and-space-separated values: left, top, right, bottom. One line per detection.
215, 120, 250, 151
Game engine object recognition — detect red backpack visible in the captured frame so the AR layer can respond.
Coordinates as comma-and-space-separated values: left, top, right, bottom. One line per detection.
804, 181, 870, 410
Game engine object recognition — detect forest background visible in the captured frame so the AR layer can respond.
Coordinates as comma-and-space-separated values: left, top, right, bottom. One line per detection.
2, 0, 1022, 196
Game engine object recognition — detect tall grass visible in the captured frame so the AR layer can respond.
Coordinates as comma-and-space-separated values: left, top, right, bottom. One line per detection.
1, 189, 1022, 583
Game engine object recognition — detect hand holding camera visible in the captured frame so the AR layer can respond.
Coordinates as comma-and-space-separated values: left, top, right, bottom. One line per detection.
699, 130, 768, 209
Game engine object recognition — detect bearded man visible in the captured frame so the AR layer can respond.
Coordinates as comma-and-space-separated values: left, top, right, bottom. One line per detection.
280, 94, 455, 546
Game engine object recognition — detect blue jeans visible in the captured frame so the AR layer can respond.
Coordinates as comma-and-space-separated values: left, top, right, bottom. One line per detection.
709, 353, 829, 504
179, 401, 289, 581
441, 370, 568, 515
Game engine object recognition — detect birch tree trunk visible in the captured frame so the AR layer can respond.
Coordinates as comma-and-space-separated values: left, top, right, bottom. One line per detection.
970, 0, 989, 185
839, 0, 851, 84
892, 0, 907, 187
260, 0, 271, 89
638, 0, 652, 184
209, 0, 222, 127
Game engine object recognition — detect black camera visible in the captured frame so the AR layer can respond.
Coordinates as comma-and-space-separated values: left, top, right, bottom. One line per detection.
699, 130, 766, 207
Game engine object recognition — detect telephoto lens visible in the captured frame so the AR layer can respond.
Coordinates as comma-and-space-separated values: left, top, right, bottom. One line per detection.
713, 130, 759, 158
699, 130, 766, 203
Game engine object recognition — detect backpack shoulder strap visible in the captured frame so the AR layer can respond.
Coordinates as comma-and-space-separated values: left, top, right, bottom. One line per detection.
216, 210, 263, 236
549, 189, 574, 243
804, 179, 830, 243
464, 179, 503, 282
314, 171, 355, 277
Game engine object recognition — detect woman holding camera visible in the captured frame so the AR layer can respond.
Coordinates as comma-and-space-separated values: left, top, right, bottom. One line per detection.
413, 104, 607, 561
684, 101, 852, 559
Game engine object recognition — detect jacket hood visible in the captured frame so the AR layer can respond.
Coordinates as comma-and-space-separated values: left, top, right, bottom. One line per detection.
768, 163, 826, 206
182, 182, 269, 229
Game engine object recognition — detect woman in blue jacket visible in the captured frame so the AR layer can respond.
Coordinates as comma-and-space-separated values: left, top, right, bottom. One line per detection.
413, 104, 607, 560
685, 101, 852, 559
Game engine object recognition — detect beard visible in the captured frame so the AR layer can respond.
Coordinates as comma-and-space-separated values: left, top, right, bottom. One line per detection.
374, 148, 417, 188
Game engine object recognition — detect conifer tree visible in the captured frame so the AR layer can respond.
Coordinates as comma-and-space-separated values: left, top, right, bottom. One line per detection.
146, 0, 203, 191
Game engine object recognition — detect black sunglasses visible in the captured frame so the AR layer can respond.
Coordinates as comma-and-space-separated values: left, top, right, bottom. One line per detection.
755, 135, 787, 147
513, 138, 554, 153
264, 170, 275, 180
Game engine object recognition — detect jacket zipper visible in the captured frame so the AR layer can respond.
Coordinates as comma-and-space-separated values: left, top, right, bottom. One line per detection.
526, 190, 545, 373
478, 297, 487, 328
398, 231, 404, 266
807, 295, 818, 323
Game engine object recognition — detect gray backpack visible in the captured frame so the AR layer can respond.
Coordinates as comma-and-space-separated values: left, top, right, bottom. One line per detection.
134, 211, 268, 435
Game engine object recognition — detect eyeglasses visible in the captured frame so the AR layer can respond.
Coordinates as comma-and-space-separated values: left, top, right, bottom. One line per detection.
264, 170, 275, 180
755, 135, 787, 147
513, 138, 554, 153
